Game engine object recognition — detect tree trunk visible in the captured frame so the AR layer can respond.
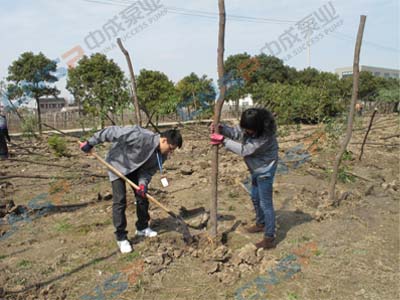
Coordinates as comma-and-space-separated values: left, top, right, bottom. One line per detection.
192, 91, 197, 119
210, 0, 227, 238
235, 97, 240, 119
117, 38, 142, 126
100, 100, 105, 129
35, 97, 42, 134
77, 96, 81, 117
328, 15, 366, 204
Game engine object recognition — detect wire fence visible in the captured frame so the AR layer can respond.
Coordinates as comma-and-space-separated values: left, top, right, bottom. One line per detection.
6, 102, 396, 133
6, 106, 243, 133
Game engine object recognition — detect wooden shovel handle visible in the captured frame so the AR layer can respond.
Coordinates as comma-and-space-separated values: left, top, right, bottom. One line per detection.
89, 151, 174, 215
79, 142, 192, 243
78, 142, 174, 215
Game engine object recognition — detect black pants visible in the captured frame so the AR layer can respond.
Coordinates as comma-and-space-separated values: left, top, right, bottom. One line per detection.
0, 133, 8, 159
111, 171, 150, 241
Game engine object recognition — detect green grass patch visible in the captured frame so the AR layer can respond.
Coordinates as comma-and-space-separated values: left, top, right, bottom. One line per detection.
17, 259, 32, 269
352, 249, 368, 255
325, 166, 356, 184
338, 167, 356, 183
41, 267, 55, 276
228, 191, 239, 198
119, 251, 140, 263
47, 135, 69, 157
92, 257, 105, 266
76, 219, 113, 235
54, 220, 73, 232
77, 224, 91, 234
342, 150, 354, 161
287, 292, 299, 300
288, 235, 311, 245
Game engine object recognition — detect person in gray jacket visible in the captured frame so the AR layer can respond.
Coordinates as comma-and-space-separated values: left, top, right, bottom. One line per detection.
210, 108, 279, 249
0, 110, 11, 160
80, 126, 182, 253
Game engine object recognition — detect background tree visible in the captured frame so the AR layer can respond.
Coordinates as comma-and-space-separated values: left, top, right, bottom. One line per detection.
251, 81, 342, 124
176, 72, 216, 119
224, 53, 251, 116
295, 68, 344, 112
67, 53, 129, 128
7, 52, 59, 133
359, 71, 379, 102
136, 69, 177, 125
248, 54, 292, 84
377, 80, 400, 112
339, 72, 399, 111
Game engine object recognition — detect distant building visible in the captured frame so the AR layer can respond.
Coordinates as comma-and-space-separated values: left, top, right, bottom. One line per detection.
224, 94, 254, 111
39, 97, 66, 112
60, 105, 81, 113
335, 66, 400, 79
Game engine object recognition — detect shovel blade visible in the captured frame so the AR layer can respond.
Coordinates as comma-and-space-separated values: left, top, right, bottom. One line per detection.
176, 216, 193, 244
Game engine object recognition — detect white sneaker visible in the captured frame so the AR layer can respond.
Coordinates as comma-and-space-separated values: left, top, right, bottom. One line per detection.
117, 240, 133, 253
135, 227, 158, 238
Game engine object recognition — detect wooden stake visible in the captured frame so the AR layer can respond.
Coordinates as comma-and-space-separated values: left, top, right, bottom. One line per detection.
210, 0, 227, 238
359, 108, 378, 160
328, 15, 367, 204
117, 38, 142, 126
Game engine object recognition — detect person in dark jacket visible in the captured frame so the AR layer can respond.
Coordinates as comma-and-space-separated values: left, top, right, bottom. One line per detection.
210, 108, 279, 249
80, 126, 182, 253
0, 111, 10, 160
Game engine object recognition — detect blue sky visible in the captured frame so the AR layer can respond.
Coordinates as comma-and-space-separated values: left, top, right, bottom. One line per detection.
0, 0, 399, 99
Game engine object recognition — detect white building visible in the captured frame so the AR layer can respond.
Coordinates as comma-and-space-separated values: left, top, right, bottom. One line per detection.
224, 94, 254, 111
335, 65, 400, 79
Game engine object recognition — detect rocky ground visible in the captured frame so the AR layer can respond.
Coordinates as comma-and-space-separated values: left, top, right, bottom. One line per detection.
0, 114, 399, 300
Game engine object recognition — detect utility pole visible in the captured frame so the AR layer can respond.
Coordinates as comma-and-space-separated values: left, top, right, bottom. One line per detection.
307, 27, 311, 67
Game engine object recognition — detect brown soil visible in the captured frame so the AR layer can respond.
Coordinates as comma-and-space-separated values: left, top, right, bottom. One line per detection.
0, 114, 399, 300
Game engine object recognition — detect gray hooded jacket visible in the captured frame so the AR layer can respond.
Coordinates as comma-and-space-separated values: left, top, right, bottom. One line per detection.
220, 124, 278, 174
88, 126, 164, 183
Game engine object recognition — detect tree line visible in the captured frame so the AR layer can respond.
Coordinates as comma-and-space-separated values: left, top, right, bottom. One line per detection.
2, 51, 399, 131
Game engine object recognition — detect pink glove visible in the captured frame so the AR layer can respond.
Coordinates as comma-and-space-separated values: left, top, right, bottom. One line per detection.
79, 141, 93, 153
135, 184, 147, 198
210, 133, 224, 145
210, 123, 223, 134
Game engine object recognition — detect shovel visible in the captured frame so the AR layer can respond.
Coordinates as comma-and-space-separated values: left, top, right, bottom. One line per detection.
88, 151, 193, 244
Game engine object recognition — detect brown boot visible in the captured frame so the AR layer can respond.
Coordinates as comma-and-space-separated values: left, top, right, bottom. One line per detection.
255, 237, 276, 249
246, 223, 265, 233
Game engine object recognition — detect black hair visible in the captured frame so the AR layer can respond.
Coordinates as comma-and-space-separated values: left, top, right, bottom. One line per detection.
240, 108, 276, 137
160, 129, 183, 148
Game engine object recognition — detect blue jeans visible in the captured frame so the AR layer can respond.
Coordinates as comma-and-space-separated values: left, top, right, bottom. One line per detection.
250, 164, 277, 238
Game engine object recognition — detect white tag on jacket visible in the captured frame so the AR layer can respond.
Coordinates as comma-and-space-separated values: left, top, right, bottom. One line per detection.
161, 177, 169, 187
